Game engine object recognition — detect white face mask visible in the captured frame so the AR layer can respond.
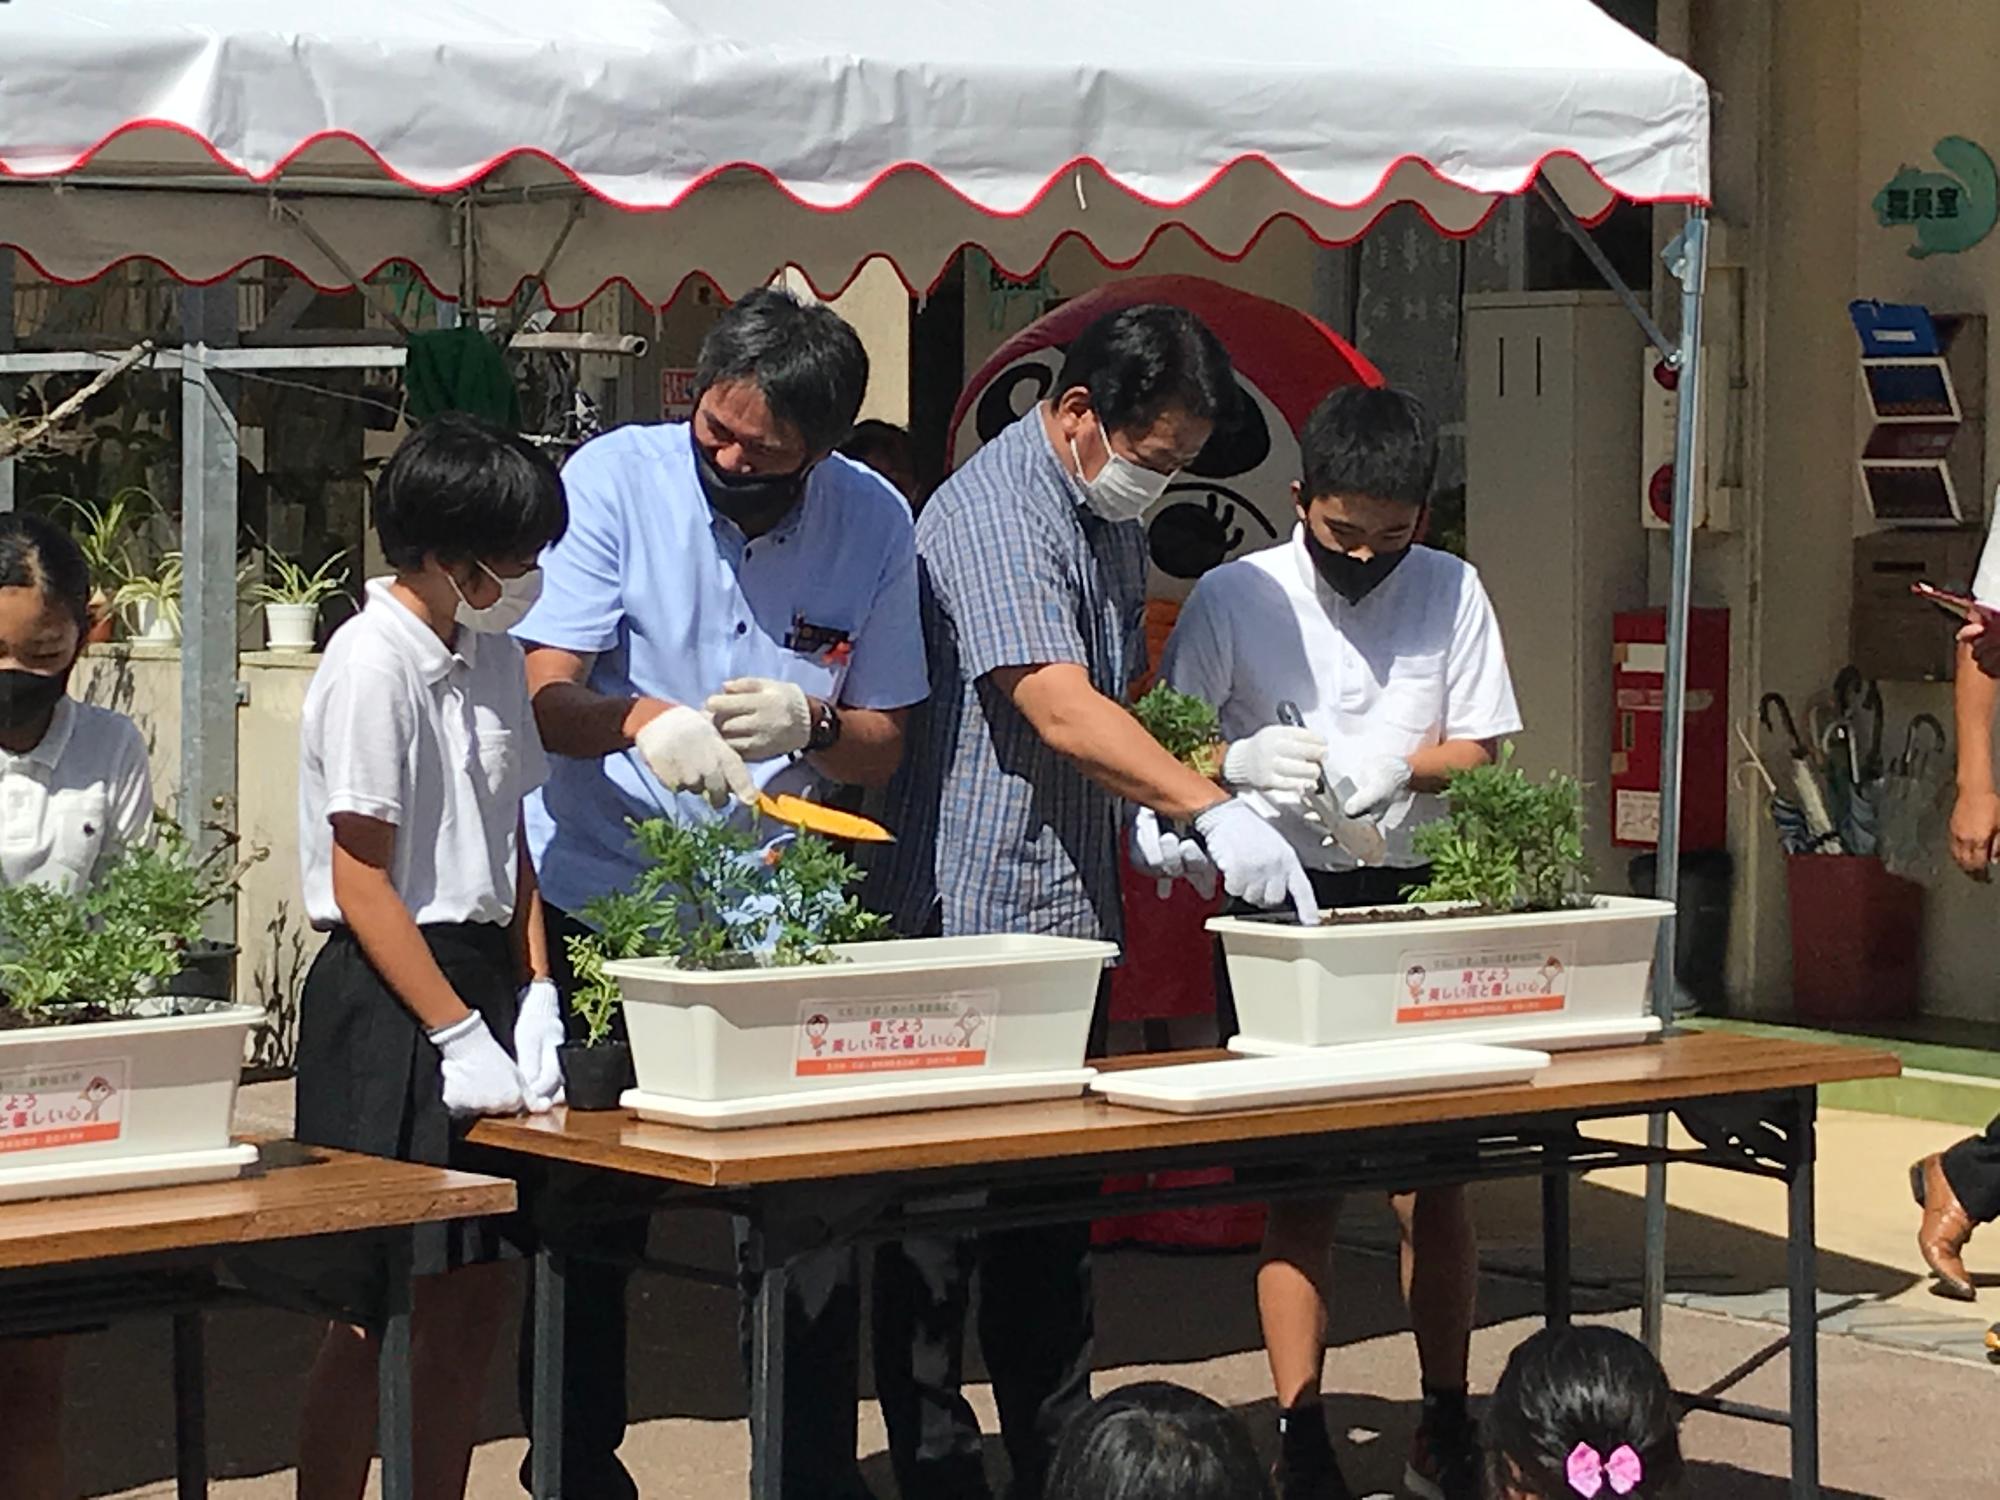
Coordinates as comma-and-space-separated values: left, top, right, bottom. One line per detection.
1071, 435, 1176, 523
453, 563, 543, 633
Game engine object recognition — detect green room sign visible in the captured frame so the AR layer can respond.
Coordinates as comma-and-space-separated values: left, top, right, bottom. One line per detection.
1873, 135, 1997, 258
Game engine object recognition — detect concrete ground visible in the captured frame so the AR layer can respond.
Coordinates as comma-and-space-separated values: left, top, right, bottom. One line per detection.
61, 1091, 2000, 1497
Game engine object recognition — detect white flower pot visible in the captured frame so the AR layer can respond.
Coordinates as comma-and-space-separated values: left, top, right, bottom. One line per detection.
0, 1004, 261, 1202
1210, 895, 1675, 1055
129, 598, 179, 643
607, 934, 1117, 1128
263, 601, 320, 652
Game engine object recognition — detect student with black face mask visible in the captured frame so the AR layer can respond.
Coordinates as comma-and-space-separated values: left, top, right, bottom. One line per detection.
1141, 385, 1522, 1500
0, 512, 155, 1500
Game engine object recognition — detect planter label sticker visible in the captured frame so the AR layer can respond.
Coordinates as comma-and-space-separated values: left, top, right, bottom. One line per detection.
795, 991, 997, 1077
0, 1058, 128, 1153
1395, 944, 1575, 1025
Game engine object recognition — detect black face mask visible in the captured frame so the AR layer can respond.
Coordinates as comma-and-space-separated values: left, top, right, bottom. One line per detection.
692, 427, 812, 535
0, 666, 71, 733
1303, 528, 1409, 606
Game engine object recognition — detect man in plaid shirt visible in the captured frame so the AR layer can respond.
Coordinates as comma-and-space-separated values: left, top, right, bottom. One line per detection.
868, 304, 1318, 1500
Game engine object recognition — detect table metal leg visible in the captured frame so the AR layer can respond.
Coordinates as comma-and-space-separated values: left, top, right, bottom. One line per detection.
378, 1238, 416, 1500
1540, 1171, 1572, 1328
172, 1311, 208, 1500
1787, 1089, 1819, 1500
531, 1245, 566, 1500
749, 1236, 788, 1500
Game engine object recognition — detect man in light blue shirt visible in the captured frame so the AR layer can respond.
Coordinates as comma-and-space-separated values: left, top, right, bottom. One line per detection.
512, 289, 926, 1500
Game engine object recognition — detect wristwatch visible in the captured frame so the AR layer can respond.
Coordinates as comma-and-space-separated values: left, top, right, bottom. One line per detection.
806, 696, 843, 752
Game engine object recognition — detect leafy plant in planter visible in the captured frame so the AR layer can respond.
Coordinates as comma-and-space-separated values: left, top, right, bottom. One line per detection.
56, 489, 149, 637
113, 549, 184, 641
1408, 747, 1591, 913
557, 819, 887, 1106
1132, 681, 1224, 779
0, 819, 266, 1027
252, 548, 349, 651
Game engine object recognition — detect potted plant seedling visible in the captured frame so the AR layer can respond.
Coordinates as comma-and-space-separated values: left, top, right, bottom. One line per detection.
0, 817, 269, 1199
252, 549, 348, 652
1210, 746, 1673, 1056
113, 549, 183, 642
577, 817, 1116, 1127
57, 489, 148, 642
1132, 681, 1226, 779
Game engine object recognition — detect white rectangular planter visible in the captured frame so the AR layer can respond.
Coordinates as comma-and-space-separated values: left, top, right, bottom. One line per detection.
1211, 896, 1674, 1056
608, 934, 1116, 1128
0, 1004, 261, 1202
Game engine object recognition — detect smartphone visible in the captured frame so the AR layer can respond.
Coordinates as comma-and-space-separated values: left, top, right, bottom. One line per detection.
1912, 581, 2000, 625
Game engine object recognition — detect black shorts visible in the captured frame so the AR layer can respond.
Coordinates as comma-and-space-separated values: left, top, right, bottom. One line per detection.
243, 922, 529, 1323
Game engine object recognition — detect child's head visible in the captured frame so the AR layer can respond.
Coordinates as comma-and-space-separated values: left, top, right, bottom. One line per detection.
1045, 1382, 1273, 1500
1485, 1326, 1684, 1500
0, 512, 92, 738
1293, 384, 1436, 603
372, 413, 568, 620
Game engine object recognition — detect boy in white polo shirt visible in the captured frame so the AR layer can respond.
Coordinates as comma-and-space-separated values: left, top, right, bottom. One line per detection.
1143, 385, 1521, 1500
292, 414, 568, 1500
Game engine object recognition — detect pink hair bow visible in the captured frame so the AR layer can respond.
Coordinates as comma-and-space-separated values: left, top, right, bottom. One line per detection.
1566, 1442, 1643, 1497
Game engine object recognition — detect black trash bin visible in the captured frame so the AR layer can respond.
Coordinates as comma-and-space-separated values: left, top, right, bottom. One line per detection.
1627, 850, 1735, 1015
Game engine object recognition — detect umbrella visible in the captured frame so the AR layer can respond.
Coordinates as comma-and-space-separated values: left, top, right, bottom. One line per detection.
1879, 714, 1949, 883
1737, 719, 1827, 855
1758, 693, 1841, 853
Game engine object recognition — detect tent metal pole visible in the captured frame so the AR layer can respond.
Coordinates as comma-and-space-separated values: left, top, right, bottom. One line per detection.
0, 252, 14, 513
1533, 178, 1678, 365
1642, 208, 1710, 1356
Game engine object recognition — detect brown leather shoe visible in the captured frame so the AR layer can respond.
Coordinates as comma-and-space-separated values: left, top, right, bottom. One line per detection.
1912, 1154, 1978, 1301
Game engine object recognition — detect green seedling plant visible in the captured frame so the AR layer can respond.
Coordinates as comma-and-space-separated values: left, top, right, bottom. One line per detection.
1409, 746, 1591, 913
252, 548, 350, 608
564, 818, 889, 1028
1132, 682, 1224, 778
0, 817, 266, 1024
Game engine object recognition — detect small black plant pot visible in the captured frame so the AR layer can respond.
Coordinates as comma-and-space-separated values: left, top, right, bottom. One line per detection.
559, 1042, 634, 1111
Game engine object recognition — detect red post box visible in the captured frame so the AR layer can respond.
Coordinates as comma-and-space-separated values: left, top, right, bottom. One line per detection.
1611, 608, 1730, 852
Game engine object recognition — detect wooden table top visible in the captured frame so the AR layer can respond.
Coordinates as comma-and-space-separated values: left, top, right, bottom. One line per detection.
0, 1143, 516, 1272
469, 1031, 1899, 1190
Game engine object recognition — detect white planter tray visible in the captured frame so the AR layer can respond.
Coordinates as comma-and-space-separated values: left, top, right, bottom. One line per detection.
0, 1004, 261, 1203
1229, 1013, 1662, 1058
622, 1066, 1099, 1130
608, 934, 1117, 1105
0, 1143, 261, 1204
1210, 896, 1672, 1054
1092, 1043, 1551, 1115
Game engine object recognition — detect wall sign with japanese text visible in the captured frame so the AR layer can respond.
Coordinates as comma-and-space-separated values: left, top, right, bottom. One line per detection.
1395, 944, 1575, 1026
1873, 136, 1997, 259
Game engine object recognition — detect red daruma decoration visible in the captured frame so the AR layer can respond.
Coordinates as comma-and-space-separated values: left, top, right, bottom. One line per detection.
951, 277, 1382, 1250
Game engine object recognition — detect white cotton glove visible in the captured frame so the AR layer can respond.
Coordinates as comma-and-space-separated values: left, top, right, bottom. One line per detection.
1329, 754, 1414, 818
1130, 806, 1218, 901
1193, 797, 1321, 926
705, 677, 813, 760
636, 704, 758, 808
1222, 725, 1331, 795
511, 978, 566, 1112
428, 1013, 529, 1118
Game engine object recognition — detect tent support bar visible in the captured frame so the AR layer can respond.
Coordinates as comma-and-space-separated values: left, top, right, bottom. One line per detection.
1533, 178, 1678, 365
1640, 209, 1710, 1357
277, 204, 415, 338
0, 252, 14, 514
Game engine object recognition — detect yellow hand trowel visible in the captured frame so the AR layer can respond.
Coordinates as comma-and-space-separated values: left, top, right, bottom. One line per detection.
753, 792, 895, 843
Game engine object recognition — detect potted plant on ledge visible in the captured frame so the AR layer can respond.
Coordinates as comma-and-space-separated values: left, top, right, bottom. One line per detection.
252, 549, 348, 653
575, 817, 1115, 1128
113, 550, 183, 643
0, 819, 268, 1200
1210, 747, 1673, 1056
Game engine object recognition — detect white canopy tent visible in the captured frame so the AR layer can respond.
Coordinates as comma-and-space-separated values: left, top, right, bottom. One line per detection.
0, 6, 1737, 1487
4, 0, 1706, 303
